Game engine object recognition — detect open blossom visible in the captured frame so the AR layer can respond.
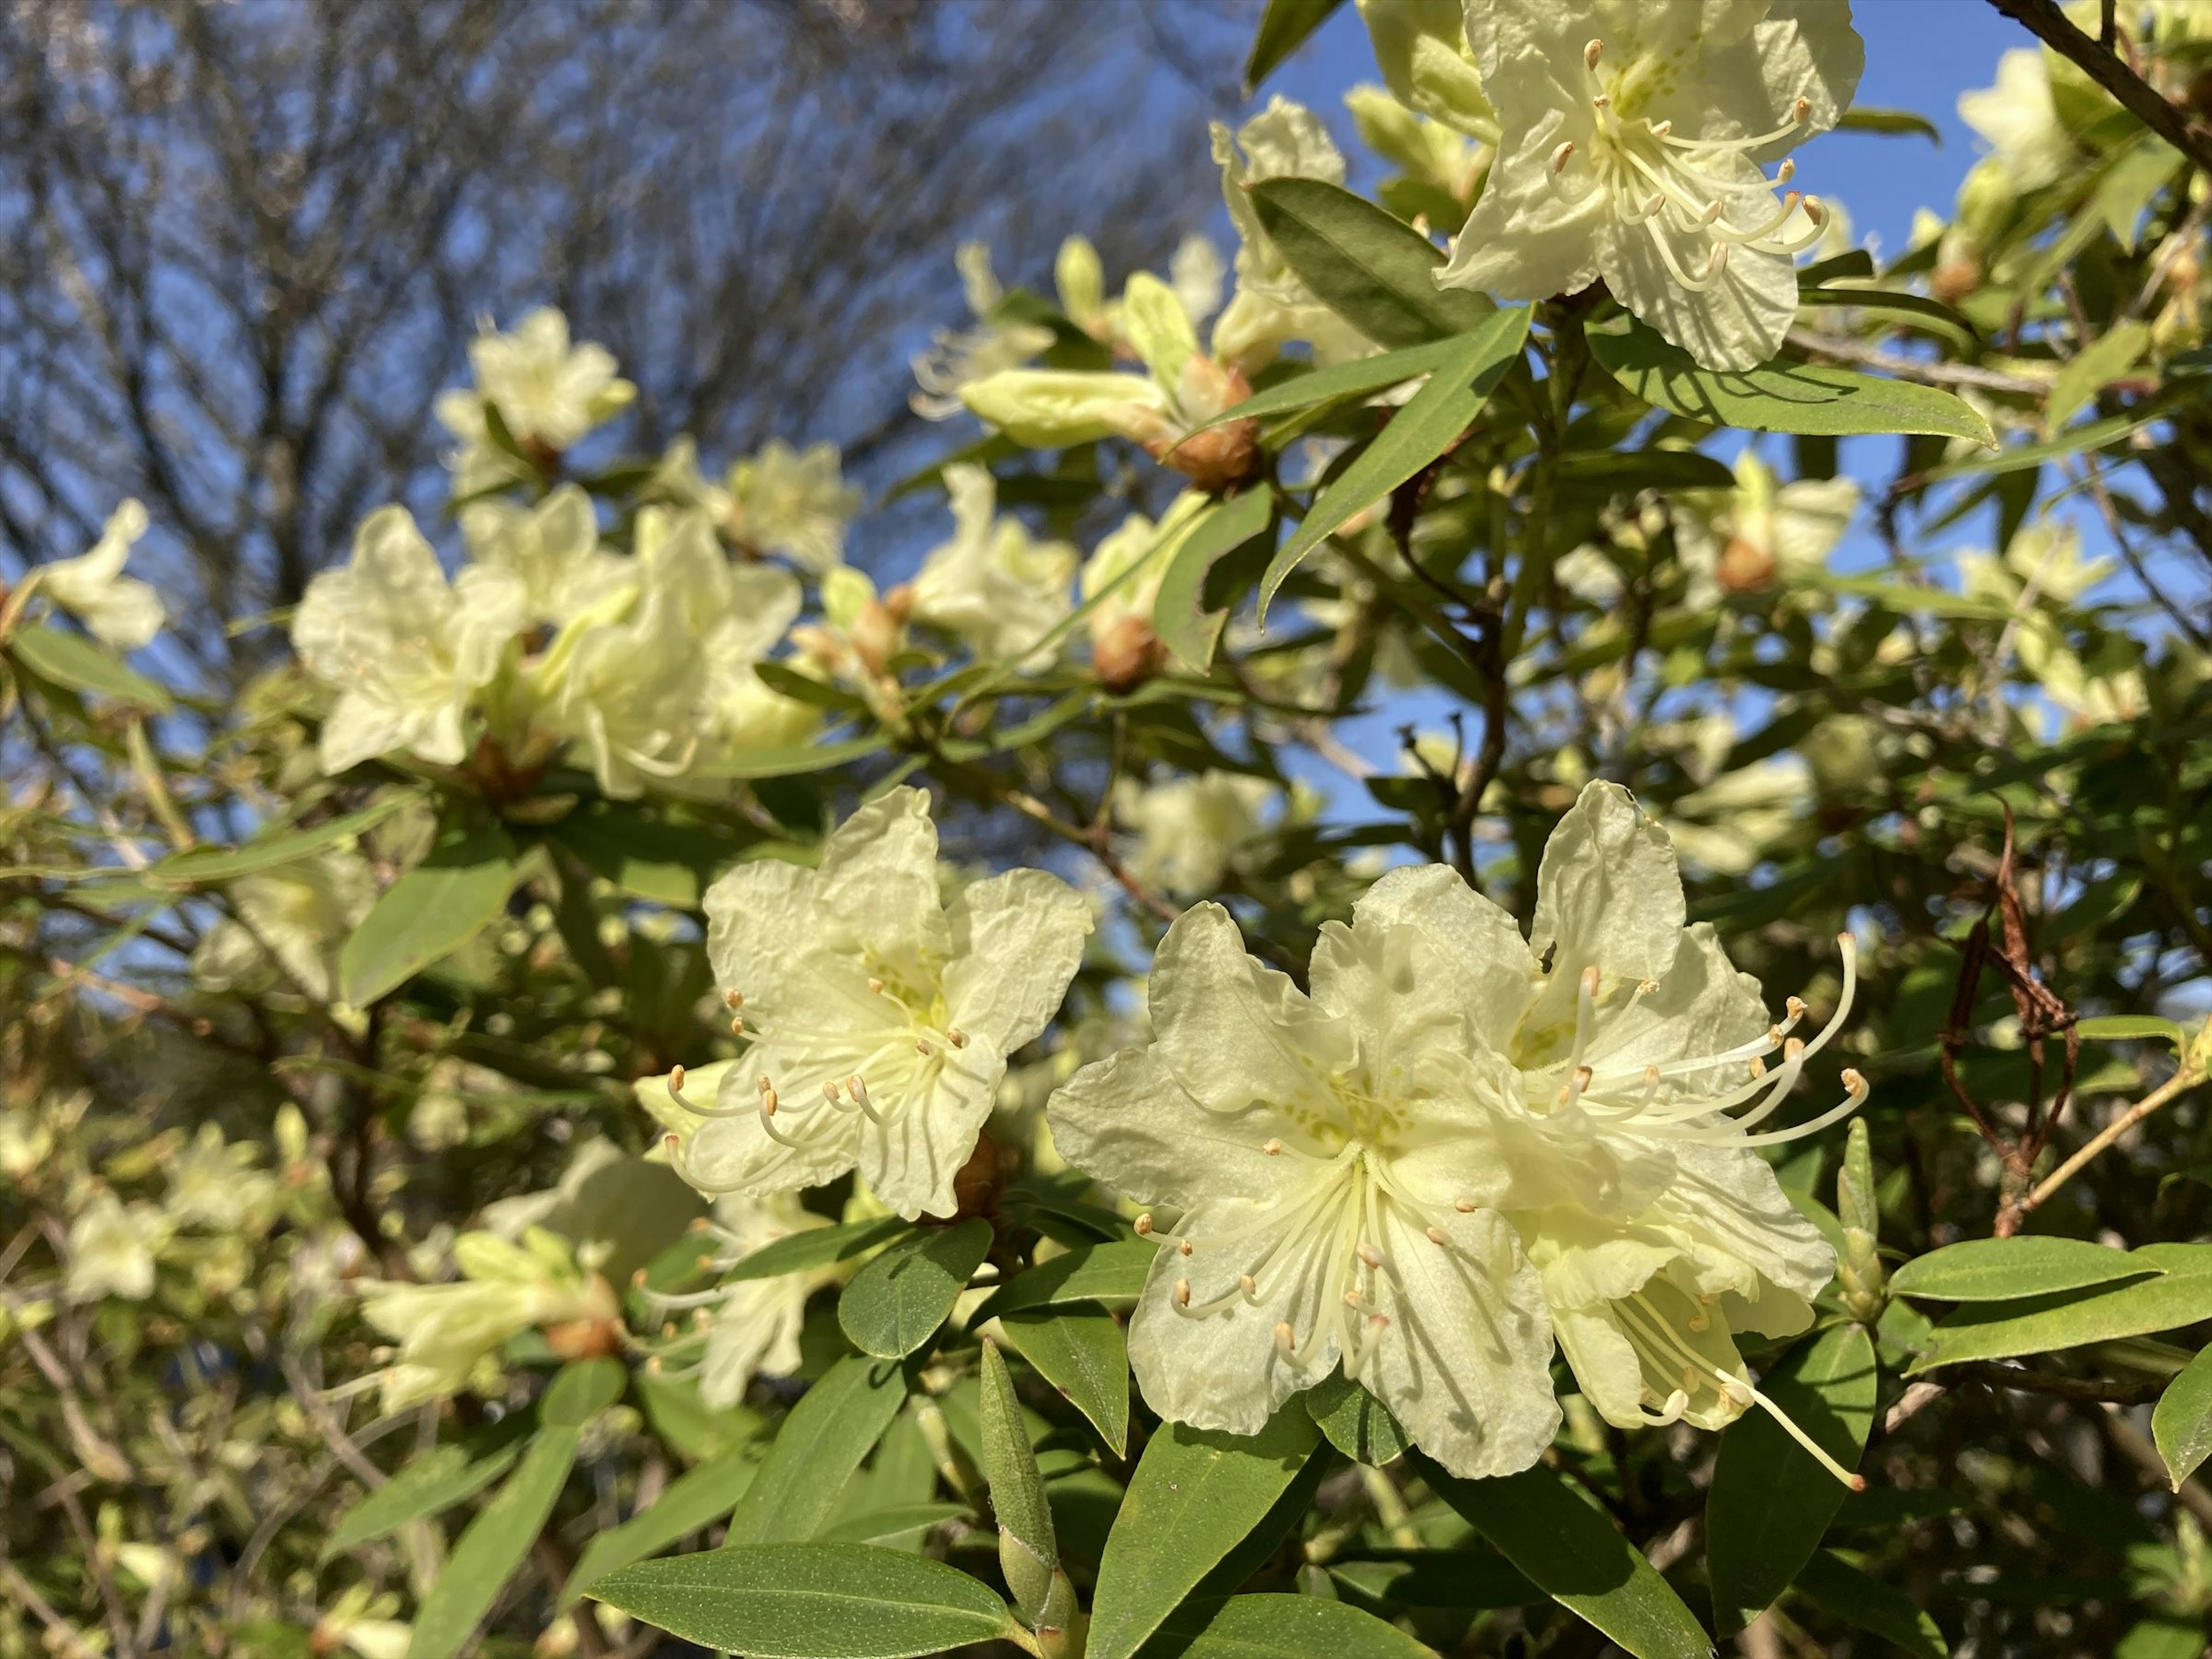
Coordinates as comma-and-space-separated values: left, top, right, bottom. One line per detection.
359, 1228, 616, 1412
728, 440, 862, 571
1357, 0, 1498, 138
65, 1191, 171, 1302
1382, 782, 1864, 1479
434, 308, 634, 494
1211, 99, 1375, 367
459, 485, 628, 627
1116, 768, 1280, 898
912, 243, 1058, 420
1049, 897, 1560, 1479
164, 1124, 280, 1232
38, 499, 166, 651
908, 464, 1078, 672
292, 507, 527, 774
1440, 1, 1863, 371
663, 789, 1090, 1220
1959, 47, 2073, 191
635, 1190, 839, 1408
191, 849, 376, 1003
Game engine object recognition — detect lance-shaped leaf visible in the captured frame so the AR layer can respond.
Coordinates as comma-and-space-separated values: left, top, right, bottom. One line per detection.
1707, 1324, 1878, 1635
8, 623, 172, 710
1908, 1244, 2212, 1372
1889, 1236, 2160, 1303
1152, 487, 1275, 672
977, 1239, 1154, 1319
1257, 309, 1531, 620
724, 1353, 909, 1547
1793, 1551, 1948, 1657
993, 1301, 1130, 1457
562, 1447, 757, 1607
979, 1339, 1077, 1638
725, 1215, 915, 1285
1415, 1457, 1711, 1659
1089, 1410, 1325, 1659
321, 1439, 524, 1563
1244, 0, 1345, 93
2153, 1344, 2212, 1491
592, 1543, 1022, 1659
1586, 317, 1995, 448
1247, 179, 1494, 349
155, 796, 420, 889
340, 824, 519, 1006
1149, 1593, 1435, 1658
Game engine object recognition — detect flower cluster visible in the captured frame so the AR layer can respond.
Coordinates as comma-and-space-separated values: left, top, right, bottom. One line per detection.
645, 782, 1863, 1485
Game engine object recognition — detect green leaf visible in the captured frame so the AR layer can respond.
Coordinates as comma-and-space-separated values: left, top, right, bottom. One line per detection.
1153, 487, 1274, 671
562, 1448, 757, 1607
724, 1353, 910, 1547
754, 659, 871, 713
1835, 107, 1941, 141
1552, 449, 1738, 494
1247, 179, 1497, 350
1793, 1551, 1948, 1657
1244, 0, 1346, 92
1145, 1593, 1435, 1659
339, 824, 518, 1005
154, 796, 420, 888
2047, 320, 2150, 433
320, 1441, 524, 1563
725, 1215, 915, 1285
407, 1418, 585, 1659
2153, 1345, 2212, 1490
1888, 1237, 2161, 1302
837, 1219, 994, 1359
816, 1502, 971, 1547
1303, 1373, 1408, 1467
7, 623, 172, 709
979, 1338, 1065, 1627
592, 1543, 1018, 1659
1415, 1457, 1711, 1659
994, 1301, 1131, 1457
978, 1239, 1155, 1318
1090, 1410, 1326, 1659
1196, 337, 1475, 431
1796, 285, 1978, 349
1914, 407, 2159, 483
1327, 1553, 1543, 1612
1586, 317, 1996, 448
1707, 1324, 1878, 1634
2077, 1014, 2191, 1058
548, 804, 733, 908
1259, 309, 1531, 618
688, 734, 889, 779
1910, 1244, 2212, 1373
542, 1357, 627, 1426
2115, 1617, 2211, 1659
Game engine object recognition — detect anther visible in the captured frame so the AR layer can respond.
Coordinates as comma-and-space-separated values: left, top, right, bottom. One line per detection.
1343, 1290, 1368, 1310
1274, 1321, 1296, 1354
1650, 119, 1672, 138
868, 977, 885, 994
1842, 1067, 1868, 1097
1426, 1226, 1448, 1246
1551, 140, 1576, 174
1777, 158, 1797, 184
1453, 1198, 1476, 1213
630, 1267, 647, 1287
1174, 1278, 1192, 1308
1239, 1274, 1259, 1299
669, 1063, 688, 1092
1787, 995, 1808, 1019
1584, 37, 1603, 69
915, 1039, 933, 1056
1357, 1243, 1385, 1270
1263, 1138, 1283, 1156
946, 1028, 967, 1048
730, 1016, 745, 1036
823, 1081, 840, 1104
1804, 196, 1827, 225
1134, 1214, 1155, 1236
723, 990, 743, 1009
1580, 965, 1600, 995
1177, 1237, 1194, 1257
1705, 245, 1730, 278
1791, 96, 1810, 124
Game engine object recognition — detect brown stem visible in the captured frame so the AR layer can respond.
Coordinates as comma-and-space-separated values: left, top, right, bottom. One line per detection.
1985, 0, 2212, 176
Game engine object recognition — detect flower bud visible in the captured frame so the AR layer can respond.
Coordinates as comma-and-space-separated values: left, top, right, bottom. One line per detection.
1092, 613, 1168, 694
1716, 536, 1777, 594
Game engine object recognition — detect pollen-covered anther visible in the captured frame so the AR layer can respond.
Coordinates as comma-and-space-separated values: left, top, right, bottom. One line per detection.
1777, 158, 1797, 184
1263, 1138, 1283, 1156
1177, 1237, 1194, 1257
822, 1081, 840, 1104
729, 1016, 745, 1036
1173, 1277, 1192, 1308
867, 977, 885, 995
1580, 964, 1601, 996
1802, 196, 1827, 226
1584, 37, 1603, 69
1273, 1321, 1296, 1354
1790, 95, 1811, 125
1357, 1242, 1387, 1270
722, 989, 743, 1010
1453, 1197, 1476, 1213
669, 1063, 688, 1092
1426, 1225, 1449, 1246
915, 1038, 933, 1056
946, 1027, 967, 1048
1238, 1274, 1259, 1300
1842, 1067, 1869, 1097
1134, 1213, 1155, 1236
1343, 1289, 1368, 1310
1551, 139, 1577, 174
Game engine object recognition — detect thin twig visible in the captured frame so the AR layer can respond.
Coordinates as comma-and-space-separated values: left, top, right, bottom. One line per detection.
1986, 0, 2212, 177
2024, 1062, 2207, 1214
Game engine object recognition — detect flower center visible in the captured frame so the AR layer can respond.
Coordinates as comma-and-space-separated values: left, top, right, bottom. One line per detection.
1506, 933, 1869, 1147
1550, 38, 1830, 292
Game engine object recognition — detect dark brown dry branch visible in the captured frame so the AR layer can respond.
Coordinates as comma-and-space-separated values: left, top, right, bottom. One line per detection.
1986, 0, 2212, 176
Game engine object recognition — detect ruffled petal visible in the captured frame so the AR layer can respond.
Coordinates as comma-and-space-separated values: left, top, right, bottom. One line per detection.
944, 869, 1092, 1052
1147, 903, 1353, 1116
1046, 1046, 1284, 1210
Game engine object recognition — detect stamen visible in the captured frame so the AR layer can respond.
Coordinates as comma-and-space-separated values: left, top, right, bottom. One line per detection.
868, 978, 884, 994
1453, 1198, 1476, 1213
946, 1028, 967, 1048
1263, 1138, 1283, 1156
1551, 140, 1577, 175
723, 990, 744, 1009
1584, 37, 1603, 69
847, 1074, 885, 1124
1356, 1242, 1387, 1270
915, 1039, 933, 1056
1177, 1237, 1194, 1257
1274, 1321, 1296, 1354
1425, 1226, 1448, 1246
1134, 1213, 1155, 1236
1722, 1367, 1868, 1490
1173, 1278, 1191, 1308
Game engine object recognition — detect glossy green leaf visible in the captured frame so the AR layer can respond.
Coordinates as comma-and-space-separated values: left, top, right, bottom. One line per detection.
816, 1502, 971, 1548
1145, 1593, 1434, 1659
1793, 1551, 1948, 1657
321, 1441, 523, 1563
1327, 1553, 1543, 1612
2077, 1014, 2191, 1057
154, 796, 419, 889
1259, 308, 1531, 618
1152, 488, 1274, 671
2153, 1344, 2212, 1490
8, 623, 171, 710
562, 1447, 756, 1607
1910, 1244, 2212, 1373
1247, 179, 1496, 350
1586, 317, 1996, 447
592, 1543, 1018, 1659
407, 1419, 584, 1659
1090, 1410, 1325, 1659
994, 1301, 1131, 1457
2048, 320, 2150, 432
1797, 284, 1978, 348
979, 1238, 1155, 1317
1244, 0, 1345, 91
1304, 1373, 1408, 1467
2115, 1617, 2209, 1659
724, 1353, 910, 1547
688, 734, 889, 779
1914, 408, 2159, 482
1707, 1324, 1878, 1634
1416, 1457, 1711, 1659
541, 1357, 627, 1426
1553, 449, 1738, 494
1888, 1236, 2161, 1302
339, 824, 518, 1005
725, 1215, 914, 1284
1195, 338, 1472, 432
837, 1218, 993, 1359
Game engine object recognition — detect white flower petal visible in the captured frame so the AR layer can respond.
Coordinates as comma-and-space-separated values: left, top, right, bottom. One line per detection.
944, 869, 1093, 1052
1147, 903, 1352, 1117
1531, 780, 1685, 988
1046, 1046, 1286, 1211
